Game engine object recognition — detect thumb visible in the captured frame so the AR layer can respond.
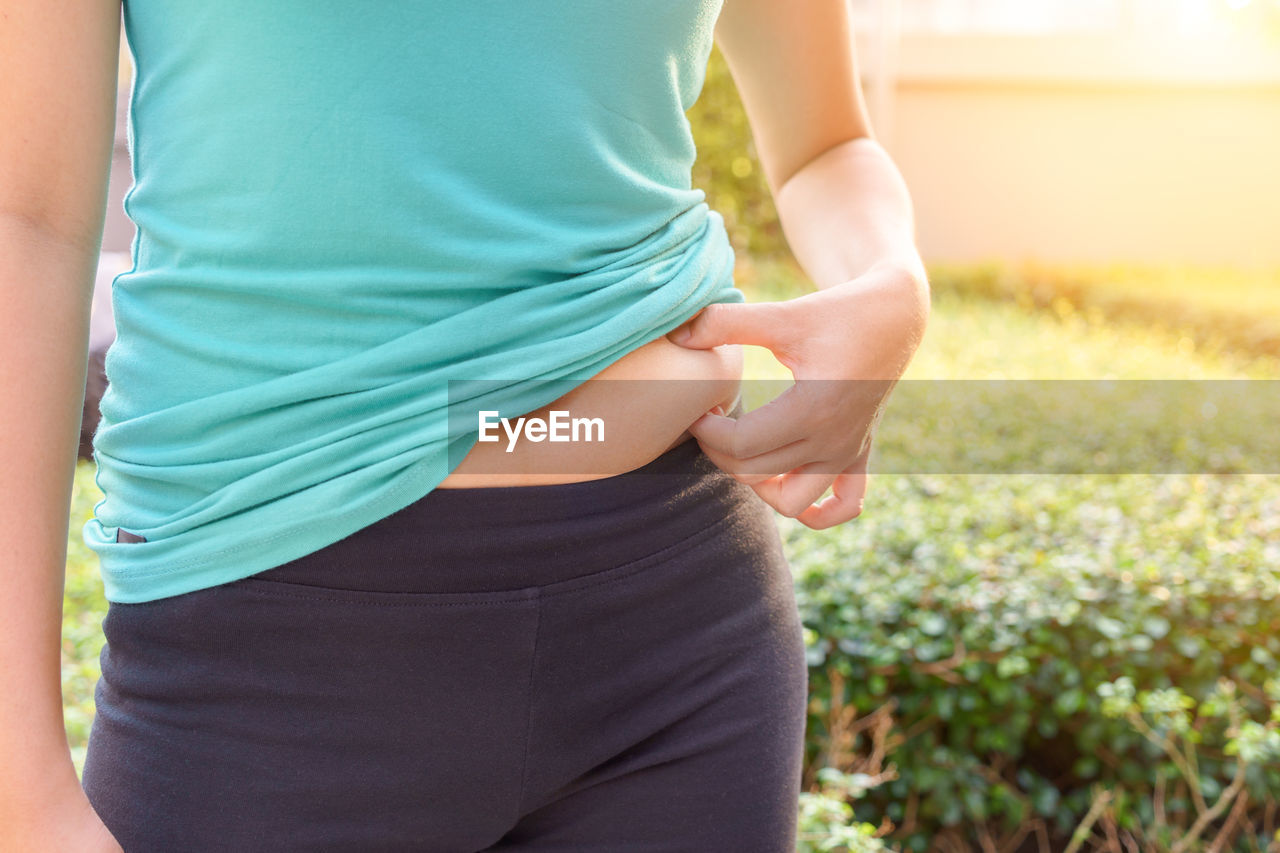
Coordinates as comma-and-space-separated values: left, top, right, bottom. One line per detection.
666, 301, 788, 350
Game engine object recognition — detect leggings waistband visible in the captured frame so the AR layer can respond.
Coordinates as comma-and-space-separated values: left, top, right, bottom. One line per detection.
242, 435, 759, 595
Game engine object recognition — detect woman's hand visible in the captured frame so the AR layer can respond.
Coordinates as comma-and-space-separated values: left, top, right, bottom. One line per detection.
666, 258, 929, 529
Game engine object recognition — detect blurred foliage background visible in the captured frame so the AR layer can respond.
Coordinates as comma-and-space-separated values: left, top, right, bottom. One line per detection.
688, 45, 788, 262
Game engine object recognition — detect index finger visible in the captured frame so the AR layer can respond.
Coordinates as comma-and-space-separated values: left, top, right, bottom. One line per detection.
691, 382, 816, 460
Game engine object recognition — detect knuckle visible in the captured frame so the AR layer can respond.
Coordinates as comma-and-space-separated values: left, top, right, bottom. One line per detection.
777, 496, 810, 518
699, 302, 727, 327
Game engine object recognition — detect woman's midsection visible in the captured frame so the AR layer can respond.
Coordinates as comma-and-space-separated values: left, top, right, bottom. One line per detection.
437, 334, 743, 488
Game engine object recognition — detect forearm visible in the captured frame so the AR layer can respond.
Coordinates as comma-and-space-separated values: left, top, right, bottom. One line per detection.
774, 135, 927, 291
772, 136, 931, 380
0, 220, 98, 815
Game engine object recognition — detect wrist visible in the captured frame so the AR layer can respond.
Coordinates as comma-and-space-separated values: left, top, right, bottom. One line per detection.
865, 251, 928, 291
833, 254, 929, 316
821, 260, 931, 372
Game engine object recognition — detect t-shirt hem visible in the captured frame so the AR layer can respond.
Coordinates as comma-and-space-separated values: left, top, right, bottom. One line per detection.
94, 447, 456, 604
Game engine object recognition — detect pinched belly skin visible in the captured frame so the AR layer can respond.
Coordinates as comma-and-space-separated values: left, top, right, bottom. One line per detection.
437, 335, 743, 488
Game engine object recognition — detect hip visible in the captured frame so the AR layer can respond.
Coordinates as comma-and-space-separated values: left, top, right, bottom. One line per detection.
82, 439, 806, 850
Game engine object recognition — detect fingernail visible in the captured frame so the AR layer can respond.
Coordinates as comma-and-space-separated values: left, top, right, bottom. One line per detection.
668, 324, 691, 344
710, 404, 726, 416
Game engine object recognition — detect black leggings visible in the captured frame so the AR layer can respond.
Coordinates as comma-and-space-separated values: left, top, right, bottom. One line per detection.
81, 436, 810, 852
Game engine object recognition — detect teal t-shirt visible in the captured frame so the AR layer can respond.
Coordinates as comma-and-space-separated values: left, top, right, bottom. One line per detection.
84, 0, 744, 603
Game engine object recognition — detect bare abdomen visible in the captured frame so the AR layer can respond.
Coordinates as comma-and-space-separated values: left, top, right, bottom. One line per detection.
436, 333, 742, 488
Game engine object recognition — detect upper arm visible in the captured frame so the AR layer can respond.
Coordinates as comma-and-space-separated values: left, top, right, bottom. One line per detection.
713, 0, 873, 196
0, 0, 122, 251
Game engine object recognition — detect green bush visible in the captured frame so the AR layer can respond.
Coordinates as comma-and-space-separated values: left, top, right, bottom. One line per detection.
783, 470, 1280, 850
799, 768, 893, 852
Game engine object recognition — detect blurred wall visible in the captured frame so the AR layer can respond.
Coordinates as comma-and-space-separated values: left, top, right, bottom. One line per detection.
103, 32, 135, 255
867, 32, 1280, 269
103, 92, 133, 255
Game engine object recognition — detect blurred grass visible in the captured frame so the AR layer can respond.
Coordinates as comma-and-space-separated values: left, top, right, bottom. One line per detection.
735, 254, 1280, 383
926, 259, 1280, 365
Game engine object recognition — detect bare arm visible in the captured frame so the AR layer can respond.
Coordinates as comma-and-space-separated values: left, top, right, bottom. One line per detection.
668, 0, 929, 527
713, 0, 925, 286
1, 0, 124, 847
